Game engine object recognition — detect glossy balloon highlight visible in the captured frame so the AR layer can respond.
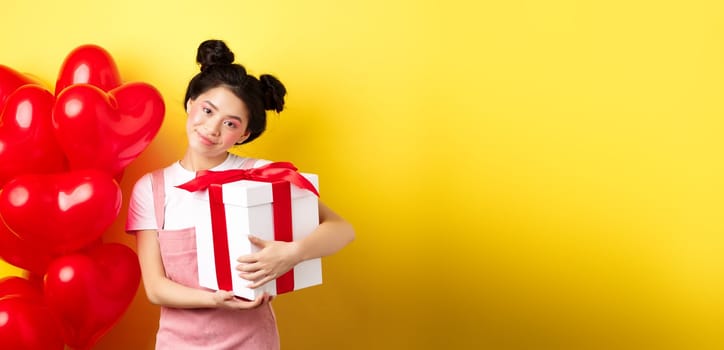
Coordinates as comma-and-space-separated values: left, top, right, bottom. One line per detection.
54, 44, 122, 96
0, 169, 122, 254
52, 82, 165, 177
0, 84, 67, 187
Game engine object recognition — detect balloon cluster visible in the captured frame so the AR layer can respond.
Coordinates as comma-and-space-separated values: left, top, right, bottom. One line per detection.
0, 45, 165, 349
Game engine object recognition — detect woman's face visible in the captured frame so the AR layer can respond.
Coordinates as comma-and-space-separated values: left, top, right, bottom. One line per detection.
185, 86, 251, 157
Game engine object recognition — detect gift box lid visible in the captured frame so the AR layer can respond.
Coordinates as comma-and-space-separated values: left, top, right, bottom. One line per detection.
194, 173, 319, 207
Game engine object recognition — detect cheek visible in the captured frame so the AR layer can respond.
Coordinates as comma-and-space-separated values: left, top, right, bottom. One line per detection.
221, 131, 243, 145
187, 109, 204, 125
185, 113, 203, 139
185, 115, 196, 132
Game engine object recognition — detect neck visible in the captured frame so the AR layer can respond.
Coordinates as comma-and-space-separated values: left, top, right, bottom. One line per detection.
180, 152, 228, 172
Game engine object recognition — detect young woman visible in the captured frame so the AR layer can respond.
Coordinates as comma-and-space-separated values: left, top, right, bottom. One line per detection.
126, 39, 355, 349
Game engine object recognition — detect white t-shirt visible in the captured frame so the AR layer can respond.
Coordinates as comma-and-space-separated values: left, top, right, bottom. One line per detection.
126, 154, 270, 231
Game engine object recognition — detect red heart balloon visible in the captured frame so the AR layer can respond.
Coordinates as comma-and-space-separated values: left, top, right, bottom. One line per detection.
0, 277, 65, 350
0, 84, 68, 187
44, 243, 140, 350
0, 220, 56, 275
0, 64, 38, 109
0, 169, 121, 254
0, 276, 43, 300
54, 44, 122, 96
52, 82, 165, 176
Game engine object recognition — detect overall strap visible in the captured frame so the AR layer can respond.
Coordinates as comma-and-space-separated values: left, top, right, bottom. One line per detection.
150, 169, 166, 230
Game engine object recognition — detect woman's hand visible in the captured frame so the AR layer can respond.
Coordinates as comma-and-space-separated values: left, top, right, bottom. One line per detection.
236, 235, 300, 289
213, 290, 271, 310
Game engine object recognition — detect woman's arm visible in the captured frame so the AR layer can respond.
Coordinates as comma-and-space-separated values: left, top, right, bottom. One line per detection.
237, 200, 355, 288
135, 229, 269, 309
296, 200, 356, 261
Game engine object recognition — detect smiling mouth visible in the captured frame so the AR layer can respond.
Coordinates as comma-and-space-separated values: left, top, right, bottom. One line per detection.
196, 131, 217, 145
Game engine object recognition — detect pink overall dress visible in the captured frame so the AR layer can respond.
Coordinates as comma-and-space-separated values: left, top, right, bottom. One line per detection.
150, 158, 280, 349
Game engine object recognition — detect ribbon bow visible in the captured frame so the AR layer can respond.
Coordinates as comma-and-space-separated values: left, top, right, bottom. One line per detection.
176, 161, 319, 196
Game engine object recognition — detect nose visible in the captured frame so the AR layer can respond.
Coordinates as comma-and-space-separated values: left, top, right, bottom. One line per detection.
203, 118, 222, 136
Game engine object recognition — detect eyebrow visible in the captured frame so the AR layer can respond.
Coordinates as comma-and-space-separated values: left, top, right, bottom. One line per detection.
204, 100, 243, 122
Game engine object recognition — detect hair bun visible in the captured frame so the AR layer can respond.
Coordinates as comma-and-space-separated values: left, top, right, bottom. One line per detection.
260, 74, 286, 113
196, 39, 235, 71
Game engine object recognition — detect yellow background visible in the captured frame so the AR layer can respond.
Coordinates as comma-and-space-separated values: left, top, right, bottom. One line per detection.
2, 1, 724, 349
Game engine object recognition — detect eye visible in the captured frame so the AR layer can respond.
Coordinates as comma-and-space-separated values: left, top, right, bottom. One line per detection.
202, 107, 212, 115
223, 120, 239, 128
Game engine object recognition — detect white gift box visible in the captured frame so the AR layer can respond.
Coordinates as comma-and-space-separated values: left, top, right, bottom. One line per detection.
191, 173, 322, 300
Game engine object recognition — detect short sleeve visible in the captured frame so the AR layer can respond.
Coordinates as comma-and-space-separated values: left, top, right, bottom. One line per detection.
251, 158, 272, 168
125, 173, 158, 233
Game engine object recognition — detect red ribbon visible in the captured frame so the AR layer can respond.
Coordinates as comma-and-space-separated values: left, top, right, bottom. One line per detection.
177, 162, 319, 294
176, 162, 319, 196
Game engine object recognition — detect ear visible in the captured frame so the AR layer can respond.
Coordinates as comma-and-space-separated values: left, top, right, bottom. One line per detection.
236, 130, 252, 145
186, 99, 192, 113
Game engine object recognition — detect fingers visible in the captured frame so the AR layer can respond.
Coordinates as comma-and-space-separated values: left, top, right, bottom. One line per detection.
248, 235, 266, 247
213, 290, 239, 306
238, 269, 265, 281
236, 261, 262, 272
215, 289, 273, 310
236, 254, 257, 264
236, 263, 277, 287
246, 273, 277, 289
235, 262, 276, 285
232, 295, 264, 309
235, 236, 265, 264
229, 292, 272, 309
238, 269, 276, 287
236, 262, 270, 283
214, 290, 235, 302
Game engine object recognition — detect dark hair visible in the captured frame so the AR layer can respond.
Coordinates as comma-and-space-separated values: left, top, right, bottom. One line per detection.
184, 39, 286, 144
